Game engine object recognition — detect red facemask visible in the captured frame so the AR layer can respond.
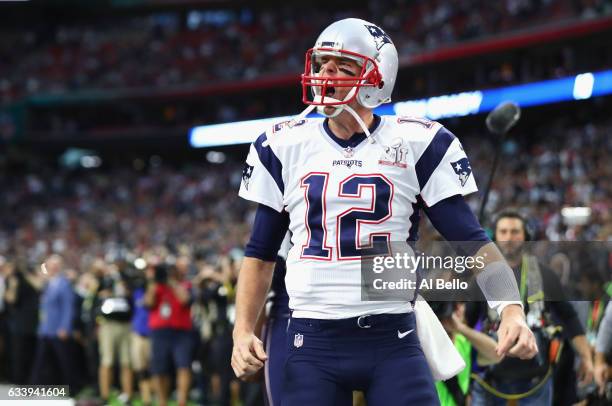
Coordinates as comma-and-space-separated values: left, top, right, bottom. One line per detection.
301, 47, 383, 107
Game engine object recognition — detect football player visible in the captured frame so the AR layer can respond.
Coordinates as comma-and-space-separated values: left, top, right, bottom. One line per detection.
232, 18, 538, 405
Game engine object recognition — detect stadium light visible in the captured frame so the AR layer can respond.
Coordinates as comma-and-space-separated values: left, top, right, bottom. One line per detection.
189, 115, 294, 148
189, 69, 612, 148
573, 73, 595, 100
561, 207, 592, 226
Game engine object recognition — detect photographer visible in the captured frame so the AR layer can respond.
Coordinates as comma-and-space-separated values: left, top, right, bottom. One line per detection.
144, 259, 194, 406
3, 260, 43, 384
193, 256, 236, 406
469, 211, 593, 406
95, 258, 134, 404
131, 265, 153, 406
433, 301, 501, 406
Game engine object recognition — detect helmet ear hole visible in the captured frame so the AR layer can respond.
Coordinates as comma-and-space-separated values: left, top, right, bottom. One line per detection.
378, 80, 384, 89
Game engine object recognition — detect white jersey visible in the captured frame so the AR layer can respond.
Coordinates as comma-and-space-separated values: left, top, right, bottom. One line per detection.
239, 116, 478, 319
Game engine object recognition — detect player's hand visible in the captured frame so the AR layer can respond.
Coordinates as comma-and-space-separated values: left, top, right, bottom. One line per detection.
496, 304, 538, 359
231, 332, 268, 380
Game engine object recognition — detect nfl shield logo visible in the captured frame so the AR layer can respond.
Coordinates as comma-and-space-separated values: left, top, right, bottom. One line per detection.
294, 333, 304, 348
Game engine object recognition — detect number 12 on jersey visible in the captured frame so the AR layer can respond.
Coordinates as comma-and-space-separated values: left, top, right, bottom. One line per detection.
300, 172, 394, 260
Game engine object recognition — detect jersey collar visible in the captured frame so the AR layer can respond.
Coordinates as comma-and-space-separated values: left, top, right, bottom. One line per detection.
322, 114, 382, 149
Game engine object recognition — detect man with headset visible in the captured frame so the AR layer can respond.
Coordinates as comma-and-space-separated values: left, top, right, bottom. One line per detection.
469, 211, 594, 405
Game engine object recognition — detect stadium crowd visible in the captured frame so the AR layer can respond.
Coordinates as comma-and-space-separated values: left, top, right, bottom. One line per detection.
2, 0, 612, 102
0, 108, 609, 404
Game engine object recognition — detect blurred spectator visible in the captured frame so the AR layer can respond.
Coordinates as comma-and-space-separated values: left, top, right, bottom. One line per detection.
0, 260, 5, 314
95, 258, 134, 404
0, 257, 8, 381
3, 260, 43, 384
594, 301, 612, 396
193, 257, 236, 406
145, 262, 194, 406
131, 264, 153, 406
573, 269, 611, 346
571, 268, 611, 401
73, 265, 102, 389
30, 254, 80, 393
2, 0, 608, 102
434, 302, 501, 406
548, 252, 572, 293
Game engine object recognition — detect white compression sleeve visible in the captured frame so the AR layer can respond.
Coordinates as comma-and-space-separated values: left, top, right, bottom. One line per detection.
476, 260, 523, 316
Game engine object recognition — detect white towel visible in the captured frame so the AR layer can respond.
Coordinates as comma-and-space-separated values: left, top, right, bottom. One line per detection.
414, 297, 466, 381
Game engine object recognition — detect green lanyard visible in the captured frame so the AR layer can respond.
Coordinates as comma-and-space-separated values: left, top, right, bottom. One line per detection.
587, 299, 605, 333
519, 256, 528, 304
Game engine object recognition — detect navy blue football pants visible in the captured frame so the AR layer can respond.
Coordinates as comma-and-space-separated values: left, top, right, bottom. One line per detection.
263, 315, 289, 406
270, 312, 438, 406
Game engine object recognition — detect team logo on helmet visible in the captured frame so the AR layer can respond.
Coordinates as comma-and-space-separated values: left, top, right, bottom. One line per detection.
365, 24, 392, 50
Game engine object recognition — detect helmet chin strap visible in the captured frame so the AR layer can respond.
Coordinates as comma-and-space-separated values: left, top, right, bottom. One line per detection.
341, 103, 376, 144
292, 86, 377, 144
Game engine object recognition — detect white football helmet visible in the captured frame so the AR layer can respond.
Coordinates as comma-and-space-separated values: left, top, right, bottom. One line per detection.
301, 18, 399, 112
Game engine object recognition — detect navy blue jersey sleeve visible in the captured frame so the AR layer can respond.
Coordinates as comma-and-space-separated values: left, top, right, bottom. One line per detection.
423, 194, 490, 255
244, 204, 290, 262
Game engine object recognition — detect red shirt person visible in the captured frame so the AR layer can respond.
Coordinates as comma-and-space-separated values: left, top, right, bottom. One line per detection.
144, 260, 194, 406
